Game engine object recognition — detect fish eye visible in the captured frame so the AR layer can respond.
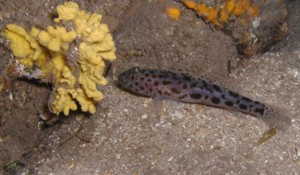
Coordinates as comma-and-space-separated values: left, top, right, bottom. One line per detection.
129, 74, 136, 80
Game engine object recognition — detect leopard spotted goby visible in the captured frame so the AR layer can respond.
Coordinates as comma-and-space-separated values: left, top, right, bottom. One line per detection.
118, 67, 290, 130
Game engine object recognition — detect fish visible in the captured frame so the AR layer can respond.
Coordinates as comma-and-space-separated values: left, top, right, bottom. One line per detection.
118, 67, 290, 131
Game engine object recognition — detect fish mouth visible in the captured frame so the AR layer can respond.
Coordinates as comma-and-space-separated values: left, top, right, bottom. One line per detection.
117, 72, 132, 91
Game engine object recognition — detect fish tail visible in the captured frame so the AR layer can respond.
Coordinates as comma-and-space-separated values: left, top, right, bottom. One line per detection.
261, 105, 292, 131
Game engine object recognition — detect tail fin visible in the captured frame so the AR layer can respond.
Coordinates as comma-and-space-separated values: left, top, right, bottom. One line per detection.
260, 105, 292, 131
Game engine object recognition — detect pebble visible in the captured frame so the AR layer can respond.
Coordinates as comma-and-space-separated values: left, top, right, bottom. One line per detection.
173, 110, 183, 119
141, 114, 148, 119
76, 114, 84, 121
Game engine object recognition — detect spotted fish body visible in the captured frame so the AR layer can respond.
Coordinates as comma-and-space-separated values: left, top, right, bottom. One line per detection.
118, 67, 290, 129
118, 67, 269, 117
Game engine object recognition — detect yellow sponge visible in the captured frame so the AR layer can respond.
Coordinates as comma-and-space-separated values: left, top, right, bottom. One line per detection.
4, 2, 117, 115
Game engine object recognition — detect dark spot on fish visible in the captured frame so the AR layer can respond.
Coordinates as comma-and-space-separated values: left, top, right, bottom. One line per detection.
158, 90, 162, 95
147, 79, 152, 82
255, 103, 265, 110
182, 84, 187, 89
235, 99, 240, 104
190, 82, 197, 88
229, 91, 239, 98
129, 84, 133, 89
154, 81, 159, 86
254, 101, 261, 105
211, 97, 220, 104
190, 93, 202, 99
140, 77, 145, 81
212, 84, 222, 92
148, 70, 155, 74
164, 91, 171, 96
134, 88, 139, 92
225, 101, 234, 107
239, 104, 248, 110
145, 73, 149, 77
249, 105, 254, 111
135, 82, 139, 86
149, 88, 153, 92
162, 80, 172, 85
171, 88, 181, 94
221, 94, 226, 99
152, 74, 157, 78
241, 97, 252, 103
255, 108, 265, 116
183, 75, 191, 81
140, 86, 145, 91
205, 95, 208, 99
202, 80, 208, 88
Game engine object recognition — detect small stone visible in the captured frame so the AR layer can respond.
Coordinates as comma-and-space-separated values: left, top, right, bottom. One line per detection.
76, 114, 84, 121
173, 110, 183, 119
141, 114, 148, 119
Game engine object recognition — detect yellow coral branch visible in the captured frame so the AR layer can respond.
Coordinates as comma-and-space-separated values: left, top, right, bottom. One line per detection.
4, 2, 116, 116
4, 24, 44, 66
